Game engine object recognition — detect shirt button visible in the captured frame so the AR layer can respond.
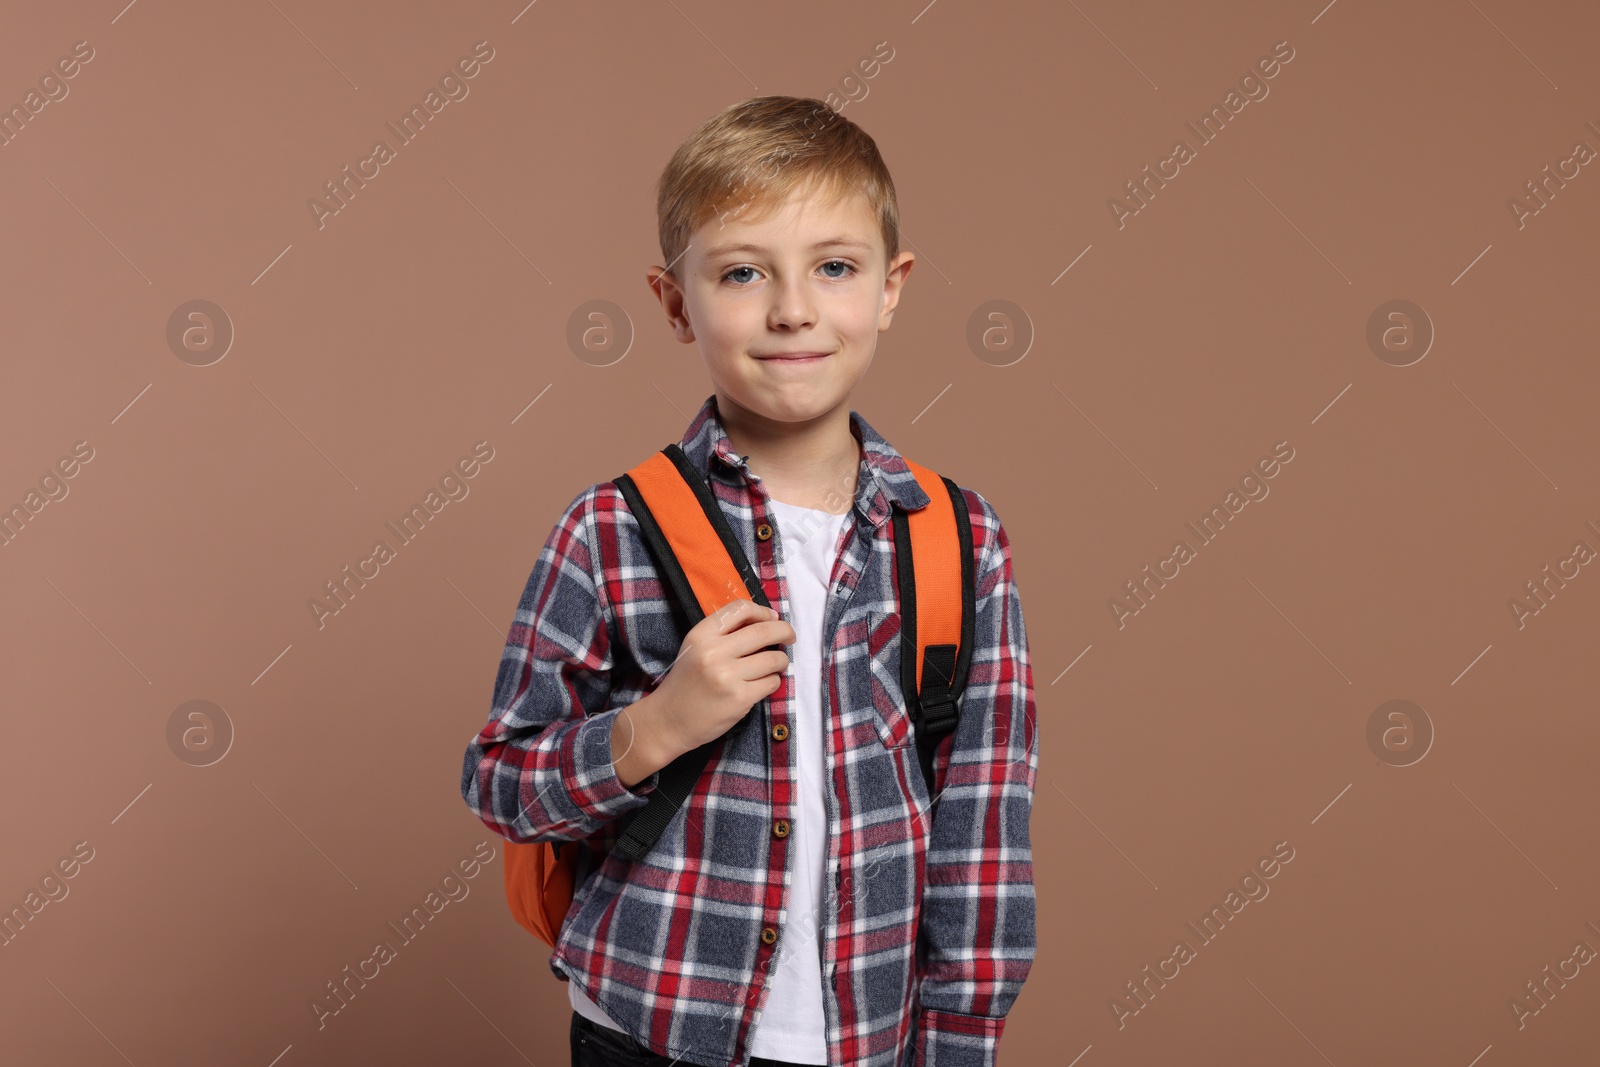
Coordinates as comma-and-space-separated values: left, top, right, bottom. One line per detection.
771, 723, 789, 742
773, 819, 790, 838
761, 926, 778, 945
755, 522, 773, 541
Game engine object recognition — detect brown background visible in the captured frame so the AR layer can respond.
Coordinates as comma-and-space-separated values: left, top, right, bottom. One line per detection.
3, 1, 1598, 1064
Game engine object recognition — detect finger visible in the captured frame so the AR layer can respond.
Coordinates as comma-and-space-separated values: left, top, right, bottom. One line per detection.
711, 598, 772, 631
735, 648, 792, 683
713, 599, 780, 637
723, 619, 795, 662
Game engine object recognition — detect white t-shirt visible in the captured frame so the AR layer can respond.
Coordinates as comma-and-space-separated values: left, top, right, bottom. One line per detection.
570, 498, 849, 1065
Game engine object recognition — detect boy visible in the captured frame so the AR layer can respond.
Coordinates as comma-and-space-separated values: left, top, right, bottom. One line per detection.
461, 96, 1037, 1067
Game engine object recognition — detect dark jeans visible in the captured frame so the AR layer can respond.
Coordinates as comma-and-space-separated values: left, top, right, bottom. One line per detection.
571, 1010, 822, 1067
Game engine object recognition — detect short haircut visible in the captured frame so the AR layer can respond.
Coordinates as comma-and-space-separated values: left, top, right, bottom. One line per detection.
655, 95, 900, 274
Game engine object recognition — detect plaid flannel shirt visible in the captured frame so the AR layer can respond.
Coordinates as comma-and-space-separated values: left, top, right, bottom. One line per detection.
461, 393, 1038, 1067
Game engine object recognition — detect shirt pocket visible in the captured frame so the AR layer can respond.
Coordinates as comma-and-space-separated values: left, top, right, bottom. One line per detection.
866, 609, 915, 750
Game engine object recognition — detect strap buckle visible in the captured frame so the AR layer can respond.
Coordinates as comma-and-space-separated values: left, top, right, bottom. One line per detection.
915, 689, 959, 738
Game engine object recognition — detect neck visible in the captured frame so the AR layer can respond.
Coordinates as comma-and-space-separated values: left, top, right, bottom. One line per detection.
716, 393, 861, 512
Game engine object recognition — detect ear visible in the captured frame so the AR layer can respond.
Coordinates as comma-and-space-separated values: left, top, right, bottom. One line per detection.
645, 265, 697, 344
877, 251, 916, 332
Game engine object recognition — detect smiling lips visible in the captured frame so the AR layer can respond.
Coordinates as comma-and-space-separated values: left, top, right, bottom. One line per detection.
755, 352, 831, 363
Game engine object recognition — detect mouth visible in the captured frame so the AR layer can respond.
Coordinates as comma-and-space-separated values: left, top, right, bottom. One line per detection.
754, 351, 833, 364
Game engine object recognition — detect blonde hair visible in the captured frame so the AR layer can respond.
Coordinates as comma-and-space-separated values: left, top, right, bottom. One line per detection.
655, 96, 900, 274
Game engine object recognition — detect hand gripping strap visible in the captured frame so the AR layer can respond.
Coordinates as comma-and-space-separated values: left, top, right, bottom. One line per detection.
503, 446, 773, 943
892, 460, 976, 804
609, 445, 774, 863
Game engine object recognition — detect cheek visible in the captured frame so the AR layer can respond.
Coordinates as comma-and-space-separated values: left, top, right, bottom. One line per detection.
700, 296, 762, 341
835, 298, 884, 336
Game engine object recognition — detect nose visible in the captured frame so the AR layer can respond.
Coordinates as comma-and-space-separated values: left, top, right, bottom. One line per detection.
767, 275, 817, 331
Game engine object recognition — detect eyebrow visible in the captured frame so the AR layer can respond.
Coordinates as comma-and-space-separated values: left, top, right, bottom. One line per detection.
700, 237, 876, 260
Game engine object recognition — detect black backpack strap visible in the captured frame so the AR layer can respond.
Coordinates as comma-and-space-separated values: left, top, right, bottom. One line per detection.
610, 445, 773, 863
892, 475, 976, 806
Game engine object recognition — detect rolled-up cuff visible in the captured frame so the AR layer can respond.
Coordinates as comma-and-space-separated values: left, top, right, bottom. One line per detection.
911, 1006, 1005, 1067
555, 708, 660, 826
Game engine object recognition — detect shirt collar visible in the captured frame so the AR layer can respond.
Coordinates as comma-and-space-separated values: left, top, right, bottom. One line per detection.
676, 393, 932, 520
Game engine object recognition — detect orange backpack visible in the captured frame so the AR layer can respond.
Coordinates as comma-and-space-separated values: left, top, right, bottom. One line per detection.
503, 443, 975, 946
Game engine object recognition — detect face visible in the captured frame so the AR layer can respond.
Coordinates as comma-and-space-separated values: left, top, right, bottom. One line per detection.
647, 181, 914, 428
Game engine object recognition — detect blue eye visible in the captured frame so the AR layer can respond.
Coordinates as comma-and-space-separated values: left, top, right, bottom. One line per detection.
720, 261, 860, 286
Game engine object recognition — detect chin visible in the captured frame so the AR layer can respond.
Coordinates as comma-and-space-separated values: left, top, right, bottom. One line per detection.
725, 386, 842, 424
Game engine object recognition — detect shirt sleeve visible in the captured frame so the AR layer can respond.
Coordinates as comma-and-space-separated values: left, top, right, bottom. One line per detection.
911, 491, 1038, 1066
460, 484, 661, 845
